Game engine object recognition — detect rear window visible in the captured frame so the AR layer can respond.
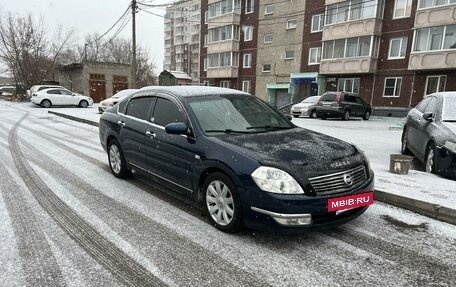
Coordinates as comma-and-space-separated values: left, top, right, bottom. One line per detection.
320, 93, 337, 102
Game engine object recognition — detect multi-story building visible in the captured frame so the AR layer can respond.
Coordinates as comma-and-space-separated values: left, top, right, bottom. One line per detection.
300, 0, 456, 115
255, 0, 306, 106
164, 0, 201, 82
200, 0, 258, 93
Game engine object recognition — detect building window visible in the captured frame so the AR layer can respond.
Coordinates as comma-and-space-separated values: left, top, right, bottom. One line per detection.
337, 78, 360, 93
208, 0, 241, 18
203, 80, 210, 86
311, 14, 324, 33
264, 33, 273, 43
285, 50, 295, 59
208, 25, 240, 43
326, 0, 378, 25
246, 0, 254, 14
394, 0, 412, 18
244, 26, 253, 41
323, 36, 378, 59
383, 77, 402, 97
243, 53, 252, 68
265, 4, 275, 14
207, 52, 239, 68
204, 34, 208, 47
262, 64, 271, 72
90, 74, 105, 80
205, 11, 208, 24
425, 75, 446, 95
388, 37, 408, 59
287, 19, 297, 29
413, 25, 456, 52
308, 47, 321, 64
204, 57, 208, 71
419, 0, 456, 9
242, 80, 250, 93
220, 81, 231, 88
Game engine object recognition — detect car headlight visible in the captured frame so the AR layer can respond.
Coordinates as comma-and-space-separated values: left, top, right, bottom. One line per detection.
251, 166, 304, 194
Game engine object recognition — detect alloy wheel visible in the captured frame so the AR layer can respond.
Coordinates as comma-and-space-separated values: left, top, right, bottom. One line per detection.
206, 180, 234, 226
109, 144, 122, 174
425, 148, 434, 173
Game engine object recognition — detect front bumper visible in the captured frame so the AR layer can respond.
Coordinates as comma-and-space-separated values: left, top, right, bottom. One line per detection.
436, 145, 456, 180
240, 173, 374, 232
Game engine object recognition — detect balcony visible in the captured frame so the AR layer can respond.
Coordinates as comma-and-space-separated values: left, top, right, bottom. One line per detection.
322, 18, 383, 41
325, 0, 346, 4
207, 66, 239, 78
207, 40, 240, 54
319, 56, 377, 74
409, 50, 456, 70
415, 5, 456, 28
207, 13, 241, 29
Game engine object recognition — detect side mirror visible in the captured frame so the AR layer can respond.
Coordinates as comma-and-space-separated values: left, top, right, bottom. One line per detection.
165, 122, 188, 135
422, 112, 433, 121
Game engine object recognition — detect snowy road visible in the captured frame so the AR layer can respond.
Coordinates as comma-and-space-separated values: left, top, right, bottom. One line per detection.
0, 101, 455, 286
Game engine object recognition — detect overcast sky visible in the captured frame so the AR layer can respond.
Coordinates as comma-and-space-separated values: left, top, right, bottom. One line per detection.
0, 0, 167, 73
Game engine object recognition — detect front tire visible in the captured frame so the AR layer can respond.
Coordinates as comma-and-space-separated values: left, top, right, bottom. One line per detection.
310, 110, 317, 118
203, 172, 242, 233
425, 143, 436, 174
401, 129, 411, 155
363, 111, 370, 120
79, 100, 88, 108
108, 139, 131, 178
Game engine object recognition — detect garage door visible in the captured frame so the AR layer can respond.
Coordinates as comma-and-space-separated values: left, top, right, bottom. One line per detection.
89, 74, 106, 103
275, 89, 291, 108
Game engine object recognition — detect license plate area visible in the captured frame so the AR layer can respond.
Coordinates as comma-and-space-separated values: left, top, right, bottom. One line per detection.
327, 192, 374, 212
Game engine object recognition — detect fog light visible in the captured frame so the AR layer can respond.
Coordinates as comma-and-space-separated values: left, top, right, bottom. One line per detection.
273, 216, 312, 226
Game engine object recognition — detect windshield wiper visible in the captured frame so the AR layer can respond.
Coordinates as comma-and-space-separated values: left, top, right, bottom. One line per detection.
443, 120, 456, 122
246, 125, 292, 130
204, 129, 254, 134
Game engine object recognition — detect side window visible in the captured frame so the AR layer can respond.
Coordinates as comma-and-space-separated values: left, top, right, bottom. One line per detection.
152, 98, 185, 126
424, 97, 438, 114
47, 89, 61, 94
355, 97, 364, 105
61, 90, 73, 95
416, 97, 431, 113
126, 97, 153, 121
118, 98, 129, 114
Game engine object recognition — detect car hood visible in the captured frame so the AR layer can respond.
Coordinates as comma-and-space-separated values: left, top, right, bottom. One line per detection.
215, 128, 357, 166
100, 98, 118, 105
442, 122, 456, 138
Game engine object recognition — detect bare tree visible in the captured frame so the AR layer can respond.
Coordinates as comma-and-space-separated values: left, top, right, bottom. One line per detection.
82, 34, 157, 87
0, 12, 73, 97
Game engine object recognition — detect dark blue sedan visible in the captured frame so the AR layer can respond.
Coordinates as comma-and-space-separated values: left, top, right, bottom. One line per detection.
99, 86, 374, 232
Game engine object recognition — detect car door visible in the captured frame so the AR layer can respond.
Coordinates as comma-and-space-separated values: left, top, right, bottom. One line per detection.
355, 97, 366, 116
46, 89, 64, 105
146, 94, 197, 194
119, 96, 155, 170
407, 97, 431, 154
59, 89, 76, 105
415, 96, 438, 158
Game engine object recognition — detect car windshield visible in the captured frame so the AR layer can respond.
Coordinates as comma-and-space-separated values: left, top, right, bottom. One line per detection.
442, 97, 456, 122
188, 94, 293, 134
302, 96, 320, 103
320, 93, 337, 102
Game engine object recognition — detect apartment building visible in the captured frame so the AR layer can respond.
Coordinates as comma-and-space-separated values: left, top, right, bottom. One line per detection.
255, 0, 306, 106
300, 0, 456, 115
199, 0, 259, 93
164, 0, 201, 82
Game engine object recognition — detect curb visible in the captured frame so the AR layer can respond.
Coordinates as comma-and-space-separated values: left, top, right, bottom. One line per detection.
375, 189, 456, 225
48, 111, 99, 127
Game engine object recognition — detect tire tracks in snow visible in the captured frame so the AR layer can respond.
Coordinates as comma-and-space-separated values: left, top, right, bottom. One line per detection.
17, 117, 270, 287
8, 113, 166, 287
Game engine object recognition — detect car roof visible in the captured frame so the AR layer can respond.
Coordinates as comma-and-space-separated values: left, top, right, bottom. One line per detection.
138, 86, 250, 98
37, 87, 70, 93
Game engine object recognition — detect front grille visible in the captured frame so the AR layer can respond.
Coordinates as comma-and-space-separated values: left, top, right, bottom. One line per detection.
309, 165, 367, 195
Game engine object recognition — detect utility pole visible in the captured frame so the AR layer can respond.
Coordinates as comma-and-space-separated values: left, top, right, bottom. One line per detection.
131, 0, 137, 88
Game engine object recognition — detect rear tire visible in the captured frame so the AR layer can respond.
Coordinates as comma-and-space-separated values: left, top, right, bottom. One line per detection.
203, 172, 242, 233
41, 99, 51, 108
342, 110, 350, 121
108, 139, 131, 179
310, 110, 317, 118
363, 111, 370, 120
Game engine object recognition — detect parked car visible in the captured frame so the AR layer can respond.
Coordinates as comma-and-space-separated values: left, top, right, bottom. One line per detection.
98, 89, 139, 113
29, 84, 65, 96
401, 92, 456, 179
0, 85, 16, 96
99, 86, 374, 233
290, 96, 321, 118
316, 92, 371, 120
31, 88, 93, 108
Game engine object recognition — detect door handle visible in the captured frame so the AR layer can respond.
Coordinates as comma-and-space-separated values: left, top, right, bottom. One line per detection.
145, 131, 156, 139
117, 120, 125, 127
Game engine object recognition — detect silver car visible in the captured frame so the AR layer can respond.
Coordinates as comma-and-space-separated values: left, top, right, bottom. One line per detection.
290, 96, 321, 118
98, 89, 139, 113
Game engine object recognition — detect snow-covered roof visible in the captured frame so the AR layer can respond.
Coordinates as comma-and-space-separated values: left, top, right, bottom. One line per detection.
138, 85, 250, 98
164, 70, 192, 80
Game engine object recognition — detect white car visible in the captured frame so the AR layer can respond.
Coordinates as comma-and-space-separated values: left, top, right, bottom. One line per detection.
98, 89, 138, 113
290, 96, 321, 118
31, 88, 93, 108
